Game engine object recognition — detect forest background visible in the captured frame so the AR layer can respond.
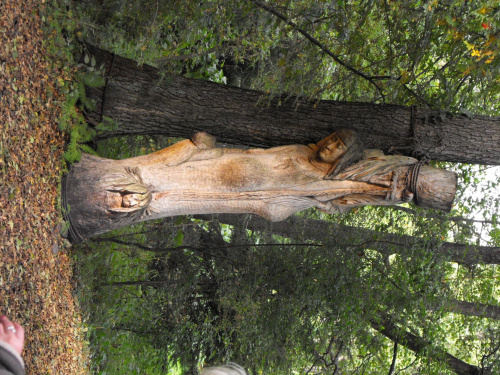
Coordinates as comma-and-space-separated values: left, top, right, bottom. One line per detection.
1, 0, 499, 374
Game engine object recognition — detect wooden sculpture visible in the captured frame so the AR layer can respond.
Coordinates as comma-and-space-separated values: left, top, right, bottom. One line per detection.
63, 130, 457, 242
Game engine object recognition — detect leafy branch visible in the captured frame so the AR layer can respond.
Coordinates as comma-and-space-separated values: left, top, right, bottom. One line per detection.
248, 0, 391, 100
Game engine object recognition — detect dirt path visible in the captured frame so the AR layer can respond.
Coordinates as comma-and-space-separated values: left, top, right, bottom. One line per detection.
0, 1, 89, 373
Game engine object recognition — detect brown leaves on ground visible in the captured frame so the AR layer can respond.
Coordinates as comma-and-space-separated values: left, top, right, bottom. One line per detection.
1, 1, 89, 374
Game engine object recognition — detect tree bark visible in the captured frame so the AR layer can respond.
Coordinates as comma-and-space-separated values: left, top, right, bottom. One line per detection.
196, 214, 500, 265
370, 315, 487, 375
82, 44, 500, 165
446, 299, 500, 321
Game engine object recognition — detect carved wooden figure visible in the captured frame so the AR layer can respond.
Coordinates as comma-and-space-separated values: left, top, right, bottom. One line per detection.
63, 130, 457, 242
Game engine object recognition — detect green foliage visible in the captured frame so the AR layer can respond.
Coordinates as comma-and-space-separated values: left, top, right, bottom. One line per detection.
58, 73, 100, 162
41, 0, 108, 163
97, 116, 120, 133
74, 224, 179, 375
75, 209, 500, 374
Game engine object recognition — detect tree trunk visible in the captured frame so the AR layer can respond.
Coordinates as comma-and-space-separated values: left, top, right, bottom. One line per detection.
370, 315, 487, 375
82, 44, 500, 165
63, 131, 456, 242
446, 299, 500, 321
197, 214, 500, 265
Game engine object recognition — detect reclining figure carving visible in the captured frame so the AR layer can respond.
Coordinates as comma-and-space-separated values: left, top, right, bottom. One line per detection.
63, 130, 457, 242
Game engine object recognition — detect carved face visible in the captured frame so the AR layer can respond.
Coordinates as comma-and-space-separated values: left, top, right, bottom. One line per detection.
318, 134, 348, 163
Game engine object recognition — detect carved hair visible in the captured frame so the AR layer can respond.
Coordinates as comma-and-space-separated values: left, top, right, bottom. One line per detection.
324, 129, 364, 179
201, 363, 247, 375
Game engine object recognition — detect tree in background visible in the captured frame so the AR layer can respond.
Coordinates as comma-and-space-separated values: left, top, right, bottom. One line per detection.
83, 213, 499, 374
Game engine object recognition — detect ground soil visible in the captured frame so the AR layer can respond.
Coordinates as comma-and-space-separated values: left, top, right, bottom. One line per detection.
1, 1, 89, 373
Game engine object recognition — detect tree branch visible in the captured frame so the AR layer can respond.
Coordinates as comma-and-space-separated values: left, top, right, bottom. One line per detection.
390, 206, 495, 226
92, 237, 321, 252
445, 299, 500, 321
248, 0, 389, 99
388, 342, 398, 375
202, 214, 500, 265
370, 314, 487, 375
402, 84, 433, 109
